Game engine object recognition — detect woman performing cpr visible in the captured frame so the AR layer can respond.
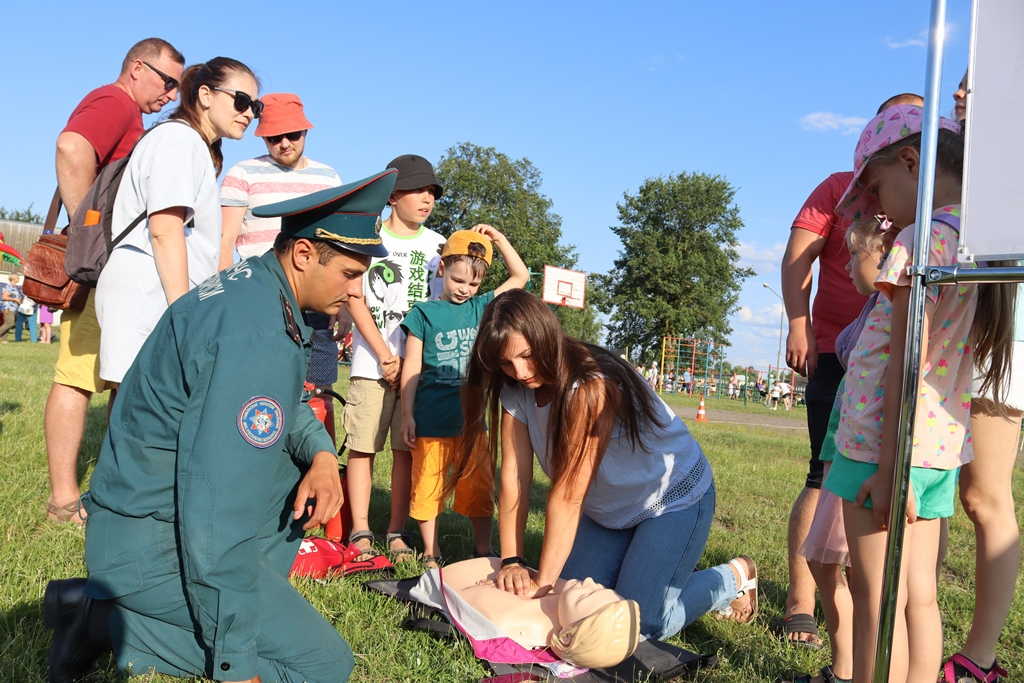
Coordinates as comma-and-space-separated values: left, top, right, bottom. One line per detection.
453, 289, 756, 639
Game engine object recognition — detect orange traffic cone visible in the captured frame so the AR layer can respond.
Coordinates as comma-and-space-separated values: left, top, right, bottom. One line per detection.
696, 396, 709, 423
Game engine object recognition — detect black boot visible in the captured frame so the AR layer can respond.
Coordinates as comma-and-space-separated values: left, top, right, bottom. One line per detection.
44, 578, 112, 683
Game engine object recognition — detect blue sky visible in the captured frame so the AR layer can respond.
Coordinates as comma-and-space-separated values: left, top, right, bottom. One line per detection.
0, 1, 973, 369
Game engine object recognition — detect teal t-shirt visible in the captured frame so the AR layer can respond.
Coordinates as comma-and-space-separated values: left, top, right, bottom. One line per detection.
401, 290, 496, 437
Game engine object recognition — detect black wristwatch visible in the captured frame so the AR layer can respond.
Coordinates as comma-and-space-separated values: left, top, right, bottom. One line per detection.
501, 556, 526, 568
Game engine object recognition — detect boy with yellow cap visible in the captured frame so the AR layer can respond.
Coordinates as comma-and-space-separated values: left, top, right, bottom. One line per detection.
399, 225, 529, 566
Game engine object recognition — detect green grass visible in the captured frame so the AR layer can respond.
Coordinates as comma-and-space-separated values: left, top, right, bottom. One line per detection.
1, 343, 1023, 681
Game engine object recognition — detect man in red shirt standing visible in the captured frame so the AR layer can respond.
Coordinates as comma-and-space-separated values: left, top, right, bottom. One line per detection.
45, 38, 185, 524
779, 94, 923, 650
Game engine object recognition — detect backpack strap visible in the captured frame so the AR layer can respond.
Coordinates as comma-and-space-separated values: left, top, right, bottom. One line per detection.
105, 121, 196, 250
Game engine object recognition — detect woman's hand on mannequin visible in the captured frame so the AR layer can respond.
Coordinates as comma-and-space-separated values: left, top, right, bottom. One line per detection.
494, 564, 552, 599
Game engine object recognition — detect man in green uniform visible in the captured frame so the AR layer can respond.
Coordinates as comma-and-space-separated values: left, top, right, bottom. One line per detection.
43, 170, 397, 683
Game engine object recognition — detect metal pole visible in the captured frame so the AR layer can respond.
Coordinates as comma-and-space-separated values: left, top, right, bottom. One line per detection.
763, 283, 785, 380
872, 1, 947, 680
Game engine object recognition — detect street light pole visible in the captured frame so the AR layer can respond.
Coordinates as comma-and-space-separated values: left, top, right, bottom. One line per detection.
763, 283, 785, 381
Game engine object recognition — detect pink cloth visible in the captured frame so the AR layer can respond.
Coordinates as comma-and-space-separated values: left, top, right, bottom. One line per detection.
38, 305, 53, 325
799, 463, 849, 566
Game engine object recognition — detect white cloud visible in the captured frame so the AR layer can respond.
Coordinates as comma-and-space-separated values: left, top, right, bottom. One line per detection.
799, 112, 868, 135
885, 35, 926, 49
737, 241, 787, 275
736, 303, 784, 327
885, 22, 957, 49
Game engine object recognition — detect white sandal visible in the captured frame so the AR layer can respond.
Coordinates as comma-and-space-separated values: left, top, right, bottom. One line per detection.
715, 555, 758, 623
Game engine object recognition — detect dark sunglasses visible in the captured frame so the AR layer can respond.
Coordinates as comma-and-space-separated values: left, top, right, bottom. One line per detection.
212, 87, 264, 118
142, 61, 179, 92
265, 131, 304, 144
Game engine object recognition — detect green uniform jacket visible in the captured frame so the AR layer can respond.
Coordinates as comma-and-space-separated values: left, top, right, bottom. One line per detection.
84, 252, 336, 678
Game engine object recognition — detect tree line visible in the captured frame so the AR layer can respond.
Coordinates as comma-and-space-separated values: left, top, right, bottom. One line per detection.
3, 143, 753, 352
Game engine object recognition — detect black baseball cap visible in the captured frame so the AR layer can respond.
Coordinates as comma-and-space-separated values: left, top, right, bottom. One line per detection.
386, 154, 444, 198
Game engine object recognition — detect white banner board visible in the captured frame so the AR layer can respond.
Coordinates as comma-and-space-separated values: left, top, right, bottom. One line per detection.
959, 0, 1024, 263
541, 265, 586, 309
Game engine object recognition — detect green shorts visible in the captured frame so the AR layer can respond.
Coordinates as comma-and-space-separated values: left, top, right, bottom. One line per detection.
818, 378, 844, 464
824, 452, 959, 519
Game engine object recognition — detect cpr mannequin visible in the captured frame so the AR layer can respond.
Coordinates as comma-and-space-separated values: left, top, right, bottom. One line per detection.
441, 557, 641, 669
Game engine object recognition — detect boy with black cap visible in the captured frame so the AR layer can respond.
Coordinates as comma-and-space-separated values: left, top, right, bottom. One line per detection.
42, 170, 396, 683
399, 226, 529, 566
344, 154, 447, 563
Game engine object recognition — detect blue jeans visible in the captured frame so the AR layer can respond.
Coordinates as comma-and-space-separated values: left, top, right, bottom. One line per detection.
14, 310, 37, 342
560, 482, 739, 639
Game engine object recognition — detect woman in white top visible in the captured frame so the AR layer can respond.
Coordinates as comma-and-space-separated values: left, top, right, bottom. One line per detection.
451, 290, 757, 640
96, 57, 261, 383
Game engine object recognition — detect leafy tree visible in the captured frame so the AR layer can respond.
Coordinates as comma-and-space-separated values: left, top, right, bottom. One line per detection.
0, 204, 43, 224
595, 172, 754, 355
431, 142, 604, 344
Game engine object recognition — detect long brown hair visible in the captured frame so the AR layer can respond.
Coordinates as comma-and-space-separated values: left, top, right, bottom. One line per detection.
167, 57, 258, 176
448, 290, 667, 498
867, 128, 1017, 406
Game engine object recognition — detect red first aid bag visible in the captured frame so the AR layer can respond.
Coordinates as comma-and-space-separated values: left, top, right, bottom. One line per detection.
290, 537, 394, 579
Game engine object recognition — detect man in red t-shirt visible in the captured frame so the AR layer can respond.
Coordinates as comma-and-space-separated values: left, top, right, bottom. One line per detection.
778, 94, 923, 649
44, 38, 185, 526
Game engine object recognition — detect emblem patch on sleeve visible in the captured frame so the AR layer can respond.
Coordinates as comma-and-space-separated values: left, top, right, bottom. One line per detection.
237, 397, 285, 448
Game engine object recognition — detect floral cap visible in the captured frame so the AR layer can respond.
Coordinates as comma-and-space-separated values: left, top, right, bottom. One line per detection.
835, 104, 962, 221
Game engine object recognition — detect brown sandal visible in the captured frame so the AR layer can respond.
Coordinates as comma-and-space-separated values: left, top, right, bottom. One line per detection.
47, 499, 86, 525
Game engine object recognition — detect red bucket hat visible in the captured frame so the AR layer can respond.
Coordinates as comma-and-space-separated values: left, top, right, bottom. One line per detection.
254, 93, 314, 138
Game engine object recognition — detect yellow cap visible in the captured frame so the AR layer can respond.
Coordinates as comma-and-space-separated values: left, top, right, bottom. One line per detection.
441, 230, 493, 266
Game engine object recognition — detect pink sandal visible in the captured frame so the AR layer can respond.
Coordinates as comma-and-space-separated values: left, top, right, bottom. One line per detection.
939, 653, 1007, 683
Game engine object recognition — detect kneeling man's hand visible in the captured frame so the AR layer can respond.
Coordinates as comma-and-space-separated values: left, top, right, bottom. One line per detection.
294, 452, 344, 531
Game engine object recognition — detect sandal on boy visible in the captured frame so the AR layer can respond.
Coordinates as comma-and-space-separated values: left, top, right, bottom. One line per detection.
386, 531, 416, 564
419, 554, 442, 570
939, 653, 1008, 683
349, 530, 379, 562
772, 613, 823, 650
47, 499, 86, 525
715, 555, 757, 623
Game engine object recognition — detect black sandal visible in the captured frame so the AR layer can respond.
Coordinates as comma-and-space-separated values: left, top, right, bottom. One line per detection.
773, 613, 822, 650
386, 531, 416, 564
349, 530, 379, 561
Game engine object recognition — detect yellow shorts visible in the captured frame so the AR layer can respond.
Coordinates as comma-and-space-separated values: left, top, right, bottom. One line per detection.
342, 377, 404, 454
409, 435, 495, 521
53, 290, 110, 394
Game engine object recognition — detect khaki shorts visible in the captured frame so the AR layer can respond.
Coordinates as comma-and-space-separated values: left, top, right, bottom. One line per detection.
343, 377, 404, 454
53, 290, 109, 394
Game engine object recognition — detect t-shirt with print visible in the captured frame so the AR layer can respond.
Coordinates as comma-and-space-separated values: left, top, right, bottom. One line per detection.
791, 172, 870, 354
62, 84, 144, 170
220, 155, 342, 259
401, 291, 496, 437
349, 225, 445, 379
835, 206, 977, 470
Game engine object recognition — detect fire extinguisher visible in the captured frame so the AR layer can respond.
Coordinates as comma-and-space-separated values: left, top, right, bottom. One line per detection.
306, 384, 351, 543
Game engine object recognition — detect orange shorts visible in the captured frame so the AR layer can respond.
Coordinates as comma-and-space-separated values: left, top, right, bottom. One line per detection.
409, 434, 494, 521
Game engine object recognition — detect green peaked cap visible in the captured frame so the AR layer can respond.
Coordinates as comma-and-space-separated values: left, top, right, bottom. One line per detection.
252, 168, 396, 257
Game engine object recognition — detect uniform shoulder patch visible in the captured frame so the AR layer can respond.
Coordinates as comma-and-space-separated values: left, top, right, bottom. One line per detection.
237, 396, 285, 448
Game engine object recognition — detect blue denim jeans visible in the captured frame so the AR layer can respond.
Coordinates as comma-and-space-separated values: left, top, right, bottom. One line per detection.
560, 482, 739, 639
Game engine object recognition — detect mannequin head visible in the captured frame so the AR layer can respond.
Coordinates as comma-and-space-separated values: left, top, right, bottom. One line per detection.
550, 596, 641, 669
557, 577, 622, 625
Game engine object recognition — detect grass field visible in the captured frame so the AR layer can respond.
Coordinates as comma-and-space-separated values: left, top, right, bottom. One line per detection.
2, 342, 1023, 682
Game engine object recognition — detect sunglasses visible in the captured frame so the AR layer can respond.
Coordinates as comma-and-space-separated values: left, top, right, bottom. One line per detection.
211, 87, 264, 118
142, 61, 179, 92
265, 131, 304, 144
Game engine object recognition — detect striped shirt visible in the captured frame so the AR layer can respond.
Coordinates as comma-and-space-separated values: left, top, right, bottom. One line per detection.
220, 155, 342, 258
